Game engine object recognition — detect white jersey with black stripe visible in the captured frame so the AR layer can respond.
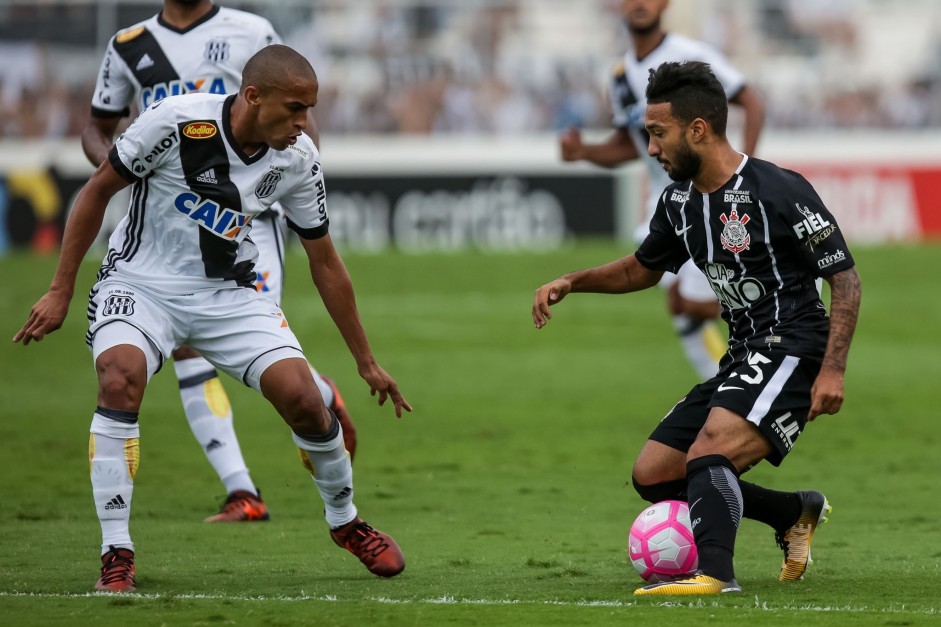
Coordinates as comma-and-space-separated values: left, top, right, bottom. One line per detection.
101, 93, 327, 294
608, 34, 746, 239
91, 5, 279, 118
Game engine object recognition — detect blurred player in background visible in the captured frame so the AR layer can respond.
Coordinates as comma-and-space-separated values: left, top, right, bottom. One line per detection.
18, 44, 409, 592
81, 0, 358, 523
560, 0, 766, 381
536, 61, 860, 594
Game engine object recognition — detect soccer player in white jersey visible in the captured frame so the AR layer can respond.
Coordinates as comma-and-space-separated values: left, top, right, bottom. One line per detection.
560, 0, 766, 381
81, 0, 359, 524
17, 44, 409, 591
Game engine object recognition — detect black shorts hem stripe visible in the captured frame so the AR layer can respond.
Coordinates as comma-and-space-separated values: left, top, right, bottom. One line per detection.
241, 346, 305, 386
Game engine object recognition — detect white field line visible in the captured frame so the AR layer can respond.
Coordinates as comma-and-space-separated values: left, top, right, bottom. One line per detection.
0, 591, 938, 615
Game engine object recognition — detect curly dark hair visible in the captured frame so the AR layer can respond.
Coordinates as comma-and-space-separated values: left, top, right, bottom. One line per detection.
646, 61, 728, 136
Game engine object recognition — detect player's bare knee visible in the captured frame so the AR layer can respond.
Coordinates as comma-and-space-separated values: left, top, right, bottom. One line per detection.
96, 360, 145, 410
632, 457, 688, 503
632, 475, 688, 503
690, 411, 772, 469
279, 389, 331, 435
633, 440, 686, 486
631, 460, 665, 487
686, 422, 727, 460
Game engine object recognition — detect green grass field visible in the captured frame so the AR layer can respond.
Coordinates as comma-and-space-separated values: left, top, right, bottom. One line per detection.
1, 242, 939, 626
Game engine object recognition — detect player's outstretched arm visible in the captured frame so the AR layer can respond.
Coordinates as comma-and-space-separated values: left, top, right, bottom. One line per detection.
532, 255, 662, 329
560, 128, 639, 168
13, 161, 129, 345
808, 266, 862, 420
299, 234, 412, 417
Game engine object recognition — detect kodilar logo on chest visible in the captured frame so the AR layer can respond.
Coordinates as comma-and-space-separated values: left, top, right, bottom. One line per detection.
719, 208, 751, 254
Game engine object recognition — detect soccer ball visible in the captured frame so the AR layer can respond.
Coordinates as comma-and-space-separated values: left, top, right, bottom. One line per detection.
628, 500, 698, 583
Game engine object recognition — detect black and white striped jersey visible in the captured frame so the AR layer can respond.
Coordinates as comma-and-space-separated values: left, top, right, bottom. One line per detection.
102, 93, 327, 292
608, 34, 746, 240
635, 155, 855, 362
90, 5, 279, 118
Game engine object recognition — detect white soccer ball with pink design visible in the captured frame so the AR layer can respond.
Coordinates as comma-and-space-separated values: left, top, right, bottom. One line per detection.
628, 500, 698, 583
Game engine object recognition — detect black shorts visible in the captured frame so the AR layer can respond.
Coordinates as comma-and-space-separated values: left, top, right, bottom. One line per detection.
648, 350, 821, 466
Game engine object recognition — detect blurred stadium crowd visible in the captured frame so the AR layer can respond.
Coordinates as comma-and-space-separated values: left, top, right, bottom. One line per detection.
1, 0, 939, 139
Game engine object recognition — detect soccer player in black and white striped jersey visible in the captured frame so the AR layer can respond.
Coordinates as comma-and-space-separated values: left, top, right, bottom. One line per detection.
81, 0, 359, 527
19, 45, 409, 592
535, 61, 861, 594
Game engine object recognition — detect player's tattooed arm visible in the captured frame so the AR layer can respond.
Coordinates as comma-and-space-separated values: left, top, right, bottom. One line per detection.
809, 266, 860, 419
822, 266, 862, 374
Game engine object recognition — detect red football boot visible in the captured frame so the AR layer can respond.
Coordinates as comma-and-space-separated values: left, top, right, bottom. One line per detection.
205, 490, 270, 523
330, 517, 405, 577
95, 546, 136, 592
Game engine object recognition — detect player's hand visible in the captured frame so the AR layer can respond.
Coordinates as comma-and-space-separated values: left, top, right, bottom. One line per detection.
13, 290, 71, 346
532, 278, 572, 329
808, 367, 845, 420
360, 362, 412, 418
559, 128, 584, 161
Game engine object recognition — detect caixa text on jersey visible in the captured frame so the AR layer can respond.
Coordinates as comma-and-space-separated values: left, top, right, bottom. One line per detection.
174, 191, 251, 240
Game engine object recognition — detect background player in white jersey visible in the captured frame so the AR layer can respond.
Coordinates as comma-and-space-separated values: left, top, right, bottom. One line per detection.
81, 0, 358, 524
535, 61, 861, 595
560, 0, 766, 381
16, 44, 409, 592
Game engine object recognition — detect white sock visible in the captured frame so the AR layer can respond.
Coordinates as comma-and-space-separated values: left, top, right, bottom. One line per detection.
293, 414, 356, 528
675, 315, 722, 381
90, 411, 140, 555
174, 357, 256, 496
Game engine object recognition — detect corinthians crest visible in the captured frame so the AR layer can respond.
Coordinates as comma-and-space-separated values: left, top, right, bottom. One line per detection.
719, 208, 751, 254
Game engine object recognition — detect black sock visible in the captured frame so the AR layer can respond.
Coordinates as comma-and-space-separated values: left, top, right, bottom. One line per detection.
739, 481, 802, 533
687, 455, 741, 582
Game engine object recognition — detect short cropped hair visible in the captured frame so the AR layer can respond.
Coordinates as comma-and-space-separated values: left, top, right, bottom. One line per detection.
241, 44, 317, 94
646, 61, 728, 136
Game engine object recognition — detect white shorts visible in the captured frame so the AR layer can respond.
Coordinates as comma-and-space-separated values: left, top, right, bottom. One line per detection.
250, 211, 288, 306
87, 279, 304, 391
658, 260, 718, 303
